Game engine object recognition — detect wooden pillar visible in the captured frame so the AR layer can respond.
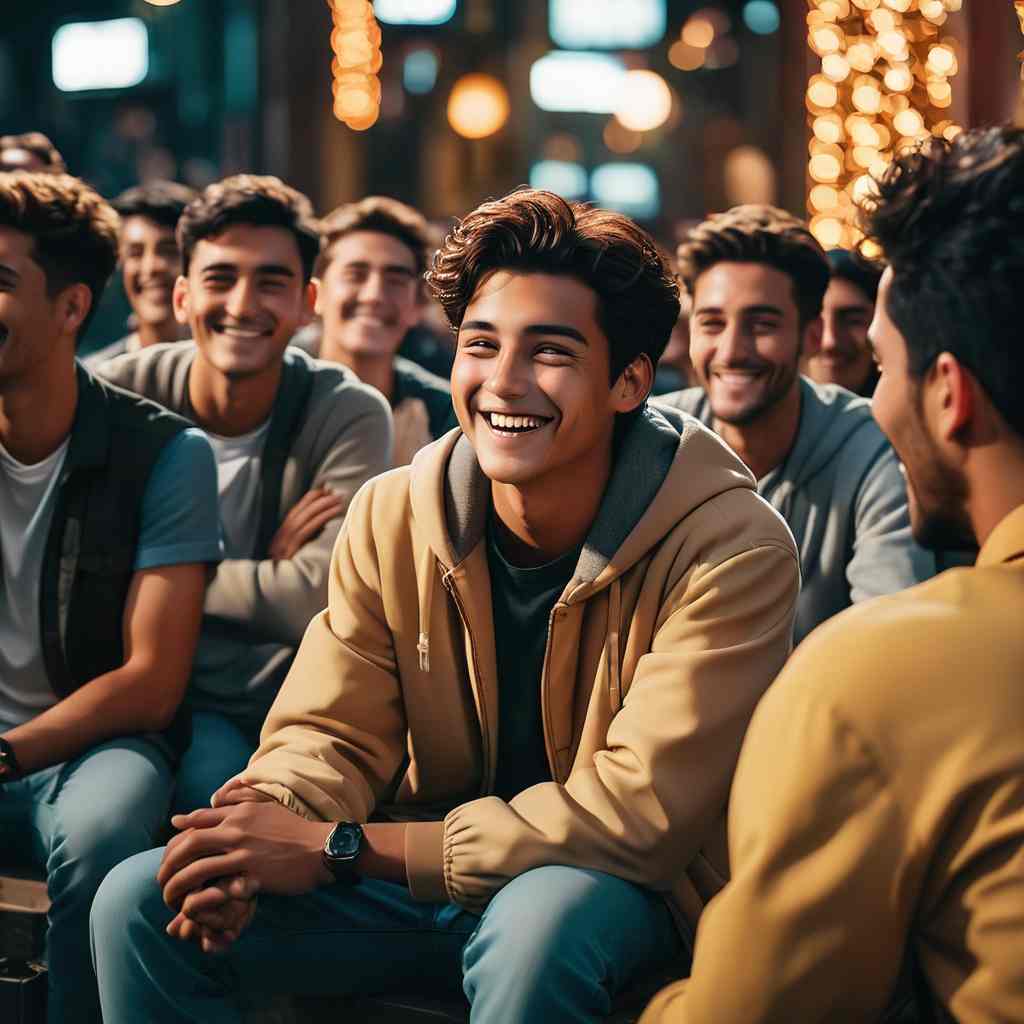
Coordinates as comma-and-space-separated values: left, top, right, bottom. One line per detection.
966, 2, 1021, 128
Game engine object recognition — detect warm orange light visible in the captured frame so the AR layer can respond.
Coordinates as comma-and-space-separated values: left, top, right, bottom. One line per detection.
615, 71, 673, 133
668, 41, 705, 71
682, 17, 715, 49
447, 73, 510, 140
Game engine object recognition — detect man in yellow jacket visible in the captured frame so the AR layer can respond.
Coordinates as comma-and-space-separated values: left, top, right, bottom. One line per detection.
90, 189, 799, 1023
641, 126, 1024, 1024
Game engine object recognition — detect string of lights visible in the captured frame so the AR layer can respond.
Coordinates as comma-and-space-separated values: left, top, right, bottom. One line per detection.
805, 0, 964, 252
329, 0, 383, 132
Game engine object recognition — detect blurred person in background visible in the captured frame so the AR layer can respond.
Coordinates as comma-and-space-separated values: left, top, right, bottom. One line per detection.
658, 204, 934, 644
642, 123, 1024, 1024
91, 189, 798, 1024
294, 196, 456, 465
0, 132, 66, 174
83, 181, 196, 369
801, 248, 882, 397
0, 171, 220, 1024
98, 175, 392, 815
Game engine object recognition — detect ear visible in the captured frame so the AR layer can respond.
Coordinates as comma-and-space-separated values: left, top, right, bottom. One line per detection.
929, 352, 973, 442
304, 278, 320, 325
612, 354, 654, 414
801, 316, 823, 358
59, 283, 92, 338
172, 275, 190, 326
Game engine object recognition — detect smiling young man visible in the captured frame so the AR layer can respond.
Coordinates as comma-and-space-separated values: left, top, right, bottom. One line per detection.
801, 248, 882, 397
91, 189, 799, 1023
642, 124, 1024, 1024
658, 205, 933, 643
82, 181, 196, 369
98, 175, 392, 814
294, 196, 456, 464
0, 172, 220, 1024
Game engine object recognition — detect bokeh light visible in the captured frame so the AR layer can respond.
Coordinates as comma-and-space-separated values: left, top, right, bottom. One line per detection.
447, 73, 510, 139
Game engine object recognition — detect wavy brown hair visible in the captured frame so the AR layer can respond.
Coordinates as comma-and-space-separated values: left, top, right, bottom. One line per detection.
860, 126, 1024, 436
426, 188, 680, 382
177, 174, 321, 281
318, 195, 434, 279
677, 204, 829, 328
0, 132, 66, 174
0, 171, 119, 337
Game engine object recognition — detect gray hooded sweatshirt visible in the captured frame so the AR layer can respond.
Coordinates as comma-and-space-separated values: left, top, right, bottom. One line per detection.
658, 377, 936, 644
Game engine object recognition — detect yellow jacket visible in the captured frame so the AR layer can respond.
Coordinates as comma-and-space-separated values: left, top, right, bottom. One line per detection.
244, 408, 799, 933
642, 505, 1024, 1022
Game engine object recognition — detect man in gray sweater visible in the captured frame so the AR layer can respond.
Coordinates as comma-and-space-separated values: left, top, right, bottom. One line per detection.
99, 175, 392, 810
658, 205, 934, 643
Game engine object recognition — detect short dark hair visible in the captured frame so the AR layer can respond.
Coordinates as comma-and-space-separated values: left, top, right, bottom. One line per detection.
113, 180, 197, 232
860, 126, 1024, 437
827, 248, 882, 304
0, 172, 118, 338
0, 132, 66, 174
677, 204, 830, 327
177, 174, 321, 281
318, 195, 433, 279
426, 188, 680, 382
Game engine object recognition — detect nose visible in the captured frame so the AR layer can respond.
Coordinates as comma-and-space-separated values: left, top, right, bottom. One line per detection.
819, 316, 840, 354
484, 348, 529, 401
358, 270, 386, 304
225, 276, 259, 319
141, 247, 173, 281
714, 321, 753, 366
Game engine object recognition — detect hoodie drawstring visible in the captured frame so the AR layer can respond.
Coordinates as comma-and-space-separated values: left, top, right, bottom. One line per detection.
606, 578, 623, 713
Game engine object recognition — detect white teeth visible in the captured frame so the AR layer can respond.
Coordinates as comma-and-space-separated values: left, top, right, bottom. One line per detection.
487, 413, 545, 431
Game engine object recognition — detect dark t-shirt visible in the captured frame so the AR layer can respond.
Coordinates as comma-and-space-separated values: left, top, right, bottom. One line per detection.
486, 518, 581, 801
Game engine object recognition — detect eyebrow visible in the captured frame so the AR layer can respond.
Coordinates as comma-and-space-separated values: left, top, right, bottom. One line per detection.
459, 319, 588, 345
693, 304, 786, 318
199, 261, 295, 277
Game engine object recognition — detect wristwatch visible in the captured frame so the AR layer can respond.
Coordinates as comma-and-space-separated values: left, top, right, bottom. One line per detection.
0, 738, 22, 783
322, 822, 365, 884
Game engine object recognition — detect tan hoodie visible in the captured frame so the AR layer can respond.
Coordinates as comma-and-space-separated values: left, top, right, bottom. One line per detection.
244, 406, 800, 938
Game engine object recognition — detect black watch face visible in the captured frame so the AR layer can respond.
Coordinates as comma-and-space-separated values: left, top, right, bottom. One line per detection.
327, 823, 363, 861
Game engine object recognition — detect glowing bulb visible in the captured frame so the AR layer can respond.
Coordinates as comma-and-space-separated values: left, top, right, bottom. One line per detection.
808, 76, 839, 108
883, 0, 912, 11
813, 113, 844, 144
927, 44, 956, 75
876, 30, 909, 60
852, 83, 882, 114
893, 107, 924, 136
884, 65, 914, 92
927, 80, 952, 107
943, 123, 963, 141
447, 73, 510, 140
822, 53, 851, 82
851, 173, 879, 204
669, 41, 705, 71
810, 216, 844, 248
614, 71, 673, 133
809, 152, 842, 182
809, 185, 840, 212
847, 40, 877, 72
850, 120, 880, 146
682, 17, 715, 49
852, 145, 880, 168
810, 25, 844, 55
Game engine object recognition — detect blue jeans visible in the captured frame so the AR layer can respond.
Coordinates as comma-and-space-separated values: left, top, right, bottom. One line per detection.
173, 710, 259, 815
91, 852, 681, 1024
0, 736, 173, 1024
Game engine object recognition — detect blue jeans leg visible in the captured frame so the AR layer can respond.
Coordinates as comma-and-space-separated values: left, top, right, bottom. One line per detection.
91, 848, 480, 1024
461, 865, 682, 1024
30, 736, 174, 1024
173, 710, 257, 814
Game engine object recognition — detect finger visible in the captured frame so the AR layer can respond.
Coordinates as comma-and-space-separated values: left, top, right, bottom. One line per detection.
162, 852, 245, 909
200, 927, 235, 956
225, 874, 260, 899
170, 806, 232, 832
209, 775, 251, 806
290, 505, 344, 546
181, 885, 232, 918
287, 488, 328, 517
282, 493, 344, 534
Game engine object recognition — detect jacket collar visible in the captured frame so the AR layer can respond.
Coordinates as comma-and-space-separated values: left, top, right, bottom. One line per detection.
65, 363, 113, 472
977, 504, 1024, 568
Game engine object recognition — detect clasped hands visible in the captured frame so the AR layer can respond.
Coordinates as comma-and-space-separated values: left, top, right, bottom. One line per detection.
158, 778, 334, 955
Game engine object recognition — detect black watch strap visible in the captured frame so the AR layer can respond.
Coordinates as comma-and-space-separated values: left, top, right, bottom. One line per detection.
322, 822, 365, 884
0, 738, 23, 782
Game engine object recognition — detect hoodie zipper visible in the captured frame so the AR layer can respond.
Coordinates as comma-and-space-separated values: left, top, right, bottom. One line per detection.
440, 571, 496, 796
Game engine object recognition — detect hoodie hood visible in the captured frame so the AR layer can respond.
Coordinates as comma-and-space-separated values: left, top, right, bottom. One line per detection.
407, 403, 758, 602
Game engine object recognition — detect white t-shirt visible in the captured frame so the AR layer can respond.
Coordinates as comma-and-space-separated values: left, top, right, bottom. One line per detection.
206, 419, 270, 558
0, 436, 70, 726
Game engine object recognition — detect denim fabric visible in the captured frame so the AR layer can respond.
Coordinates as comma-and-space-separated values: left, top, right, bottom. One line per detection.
173, 710, 259, 815
92, 852, 680, 1024
0, 736, 173, 1024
